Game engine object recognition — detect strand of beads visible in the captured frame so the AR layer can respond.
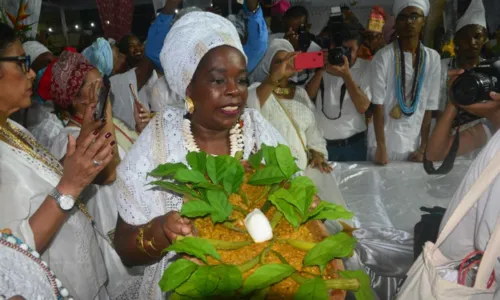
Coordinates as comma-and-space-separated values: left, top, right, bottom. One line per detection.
0, 232, 73, 300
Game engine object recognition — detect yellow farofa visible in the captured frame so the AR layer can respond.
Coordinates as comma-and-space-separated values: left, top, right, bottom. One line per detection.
192, 172, 343, 299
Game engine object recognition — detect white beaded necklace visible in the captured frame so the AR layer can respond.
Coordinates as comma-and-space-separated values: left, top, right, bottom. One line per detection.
182, 118, 244, 157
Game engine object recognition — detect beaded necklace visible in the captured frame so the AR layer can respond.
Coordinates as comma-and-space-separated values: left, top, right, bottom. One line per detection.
0, 231, 73, 300
392, 40, 427, 118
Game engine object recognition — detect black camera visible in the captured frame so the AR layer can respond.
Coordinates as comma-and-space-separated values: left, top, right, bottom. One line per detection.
451, 59, 500, 106
327, 6, 352, 66
297, 24, 311, 52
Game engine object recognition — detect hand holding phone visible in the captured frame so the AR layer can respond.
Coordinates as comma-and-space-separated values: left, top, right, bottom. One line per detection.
294, 51, 324, 70
95, 77, 110, 121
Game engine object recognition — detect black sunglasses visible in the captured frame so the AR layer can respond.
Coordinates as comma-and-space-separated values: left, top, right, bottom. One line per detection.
0, 55, 31, 73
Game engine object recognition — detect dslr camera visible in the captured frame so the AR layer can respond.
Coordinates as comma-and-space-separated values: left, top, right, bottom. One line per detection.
327, 6, 352, 66
451, 59, 500, 106
297, 24, 311, 52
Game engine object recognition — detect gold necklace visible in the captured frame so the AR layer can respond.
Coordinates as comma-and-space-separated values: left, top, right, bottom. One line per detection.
0, 121, 94, 222
273, 87, 293, 97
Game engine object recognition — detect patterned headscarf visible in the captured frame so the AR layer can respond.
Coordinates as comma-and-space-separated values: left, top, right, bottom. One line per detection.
50, 51, 95, 109
161, 11, 246, 100
82, 38, 114, 76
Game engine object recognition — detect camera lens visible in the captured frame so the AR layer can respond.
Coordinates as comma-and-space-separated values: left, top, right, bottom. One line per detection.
452, 72, 493, 106
328, 48, 344, 65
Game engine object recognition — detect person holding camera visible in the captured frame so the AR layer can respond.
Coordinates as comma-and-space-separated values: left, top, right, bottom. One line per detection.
426, 0, 500, 162
306, 23, 371, 162
368, 0, 441, 164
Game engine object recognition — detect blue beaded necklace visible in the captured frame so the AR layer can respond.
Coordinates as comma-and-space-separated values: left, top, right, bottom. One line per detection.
393, 40, 427, 117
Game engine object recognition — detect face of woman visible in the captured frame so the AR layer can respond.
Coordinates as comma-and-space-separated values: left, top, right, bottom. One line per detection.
111, 45, 127, 75
73, 69, 102, 108
395, 6, 425, 39
0, 40, 35, 115
271, 50, 296, 80
187, 46, 248, 131
455, 25, 486, 61
126, 36, 144, 65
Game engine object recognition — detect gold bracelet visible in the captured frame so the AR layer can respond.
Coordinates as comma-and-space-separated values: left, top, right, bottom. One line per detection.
147, 237, 159, 252
137, 225, 159, 258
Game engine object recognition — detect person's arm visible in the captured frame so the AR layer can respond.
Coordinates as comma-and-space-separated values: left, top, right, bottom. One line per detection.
408, 110, 432, 162
305, 69, 324, 101
243, 0, 268, 72
256, 52, 297, 107
373, 104, 388, 165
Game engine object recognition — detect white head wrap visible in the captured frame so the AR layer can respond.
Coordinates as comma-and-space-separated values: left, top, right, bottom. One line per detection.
22, 41, 51, 62
456, 0, 486, 33
392, 0, 430, 17
250, 39, 294, 83
161, 11, 246, 100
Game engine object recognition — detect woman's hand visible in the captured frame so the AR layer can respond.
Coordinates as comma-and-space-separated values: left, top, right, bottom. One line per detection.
408, 148, 425, 162
134, 99, 151, 134
268, 52, 297, 84
57, 103, 115, 198
308, 149, 333, 173
160, 211, 193, 245
374, 144, 388, 165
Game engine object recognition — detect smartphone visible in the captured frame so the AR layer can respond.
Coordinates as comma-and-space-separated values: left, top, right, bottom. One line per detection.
95, 76, 110, 121
294, 52, 324, 70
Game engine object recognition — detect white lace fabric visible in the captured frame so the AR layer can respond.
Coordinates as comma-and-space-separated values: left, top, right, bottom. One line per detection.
116, 107, 286, 299
28, 112, 65, 150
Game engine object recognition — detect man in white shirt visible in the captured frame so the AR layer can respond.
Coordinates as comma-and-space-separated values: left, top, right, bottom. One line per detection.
369, 0, 441, 164
307, 24, 371, 161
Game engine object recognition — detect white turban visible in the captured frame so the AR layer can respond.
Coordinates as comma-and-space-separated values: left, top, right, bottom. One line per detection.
392, 0, 430, 17
22, 41, 51, 62
250, 39, 294, 84
161, 11, 246, 100
456, 0, 486, 32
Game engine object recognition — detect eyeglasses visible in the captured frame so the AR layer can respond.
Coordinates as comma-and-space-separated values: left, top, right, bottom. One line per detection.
396, 13, 424, 23
0, 56, 31, 73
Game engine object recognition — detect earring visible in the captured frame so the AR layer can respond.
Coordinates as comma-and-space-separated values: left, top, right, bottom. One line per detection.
185, 97, 195, 114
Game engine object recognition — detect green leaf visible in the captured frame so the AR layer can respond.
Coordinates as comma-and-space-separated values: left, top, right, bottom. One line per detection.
175, 273, 203, 297
276, 144, 298, 178
248, 165, 286, 185
159, 259, 198, 292
294, 277, 329, 300
339, 270, 375, 300
250, 287, 270, 300
213, 264, 243, 293
180, 200, 216, 218
206, 190, 232, 223
269, 194, 301, 228
149, 181, 199, 199
241, 264, 295, 295
248, 149, 263, 169
308, 202, 354, 221
222, 163, 245, 195
215, 156, 233, 183
191, 266, 220, 296
165, 237, 221, 263
303, 233, 357, 269
206, 155, 217, 184
289, 176, 318, 215
148, 163, 187, 178
170, 292, 196, 300
186, 151, 207, 174
261, 145, 278, 166
271, 188, 303, 217
174, 168, 208, 184
194, 182, 224, 190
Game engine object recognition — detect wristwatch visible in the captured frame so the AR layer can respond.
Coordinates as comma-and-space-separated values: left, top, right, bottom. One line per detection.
50, 188, 76, 211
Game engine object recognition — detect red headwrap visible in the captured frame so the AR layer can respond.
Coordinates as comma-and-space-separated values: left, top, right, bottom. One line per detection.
49, 51, 95, 109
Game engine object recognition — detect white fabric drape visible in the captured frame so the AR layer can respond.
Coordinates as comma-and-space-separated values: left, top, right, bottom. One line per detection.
0, 120, 108, 299
116, 107, 286, 299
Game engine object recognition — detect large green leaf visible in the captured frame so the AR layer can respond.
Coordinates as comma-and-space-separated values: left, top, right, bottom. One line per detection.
241, 264, 295, 295
303, 233, 357, 270
174, 168, 208, 184
339, 270, 375, 300
191, 266, 220, 296
248, 165, 286, 185
248, 149, 263, 170
148, 163, 187, 178
308, 202, 354, 221
272, 188, 302, 215
206, 190, 232, 223
175, 273, 203, 297
289, 176, 318, 215
215, 156, 232, 183
261, 145, 278, 166
158, 259, 198, 292
269, 194, 301, 228
212, 264, 243, 293
294, 277, 329, 300
165, 237, 221, 263
222, 162, 245, 195
180, 200, 216, 218
276, 144, 298, 178
186, 152, 207, 174
206, 155, 217, 184
149, 181, 198, 199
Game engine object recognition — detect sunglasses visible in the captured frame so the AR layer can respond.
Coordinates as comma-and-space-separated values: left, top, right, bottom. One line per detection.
0, 55, 31, 73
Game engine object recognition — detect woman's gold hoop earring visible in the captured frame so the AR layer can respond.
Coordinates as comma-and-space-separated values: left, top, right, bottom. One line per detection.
185, 97, 195, 114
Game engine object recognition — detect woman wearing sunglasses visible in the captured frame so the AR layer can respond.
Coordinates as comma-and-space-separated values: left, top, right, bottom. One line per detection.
0, 23, 114, 299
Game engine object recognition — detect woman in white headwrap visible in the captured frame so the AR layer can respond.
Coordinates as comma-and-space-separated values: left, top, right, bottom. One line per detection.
247, 39, 329, 172
113, 11, 286, 299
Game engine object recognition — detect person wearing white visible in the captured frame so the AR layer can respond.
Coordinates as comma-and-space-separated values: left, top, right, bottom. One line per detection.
113, 12, 287, 300
0, 24, 115, 299
247, 38, 329, 171
306, 24, 372, 162
368, 0, 441, 164
427, 0, 500, 163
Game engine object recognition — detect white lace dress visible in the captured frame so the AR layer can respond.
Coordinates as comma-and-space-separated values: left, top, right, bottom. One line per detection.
0, 120, 108, 300
247, 84, 328, 170
28, 112, 65, 150
116, 107, 286, 300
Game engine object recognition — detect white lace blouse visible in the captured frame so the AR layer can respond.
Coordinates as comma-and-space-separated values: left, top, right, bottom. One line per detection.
116, 107, 286, 300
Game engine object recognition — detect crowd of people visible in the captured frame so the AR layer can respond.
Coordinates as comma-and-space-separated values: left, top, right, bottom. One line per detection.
1, 0, 500, 298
